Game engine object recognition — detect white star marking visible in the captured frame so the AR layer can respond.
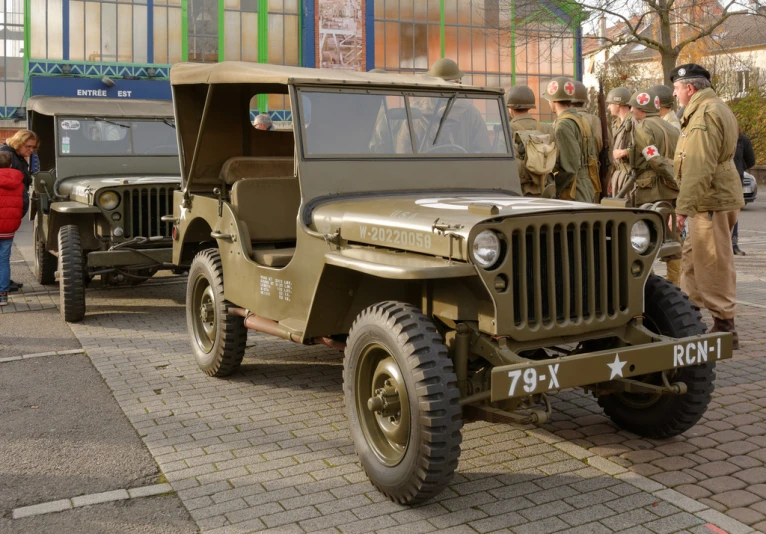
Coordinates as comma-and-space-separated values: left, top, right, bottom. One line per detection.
607, 354, 627, 379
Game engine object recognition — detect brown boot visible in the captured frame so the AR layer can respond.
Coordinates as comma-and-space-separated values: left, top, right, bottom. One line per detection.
710, 318, 740, 350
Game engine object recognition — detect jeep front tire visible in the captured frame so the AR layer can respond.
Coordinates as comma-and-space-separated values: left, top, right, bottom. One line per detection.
186, 249, 247, 376
34, 218, 56, 285
598, 275, 714, 438
344, 301, 462, 504
58, 225, 86, 322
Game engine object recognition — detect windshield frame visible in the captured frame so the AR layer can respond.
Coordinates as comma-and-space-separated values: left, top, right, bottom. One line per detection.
55, 116, 178, 157
294, 86, 512, 161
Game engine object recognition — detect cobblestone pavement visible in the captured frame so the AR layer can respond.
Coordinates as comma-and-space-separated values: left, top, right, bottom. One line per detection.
4, 211, 765, 533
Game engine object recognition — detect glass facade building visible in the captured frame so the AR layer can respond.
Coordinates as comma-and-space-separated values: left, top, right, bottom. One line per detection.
4, 0, 581, 122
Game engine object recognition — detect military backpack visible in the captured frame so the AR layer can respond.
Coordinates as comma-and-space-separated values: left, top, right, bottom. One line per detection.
514, 130, 557, 194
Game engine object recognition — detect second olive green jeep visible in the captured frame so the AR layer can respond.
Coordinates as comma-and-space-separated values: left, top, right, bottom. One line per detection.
169, 62, 732, 504
28, 96, 181, 322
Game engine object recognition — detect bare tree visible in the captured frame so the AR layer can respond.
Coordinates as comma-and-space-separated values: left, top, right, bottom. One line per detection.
498, 0, 766, 85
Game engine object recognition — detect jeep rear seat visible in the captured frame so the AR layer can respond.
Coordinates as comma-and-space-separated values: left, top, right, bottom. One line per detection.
223, 157, 300, 268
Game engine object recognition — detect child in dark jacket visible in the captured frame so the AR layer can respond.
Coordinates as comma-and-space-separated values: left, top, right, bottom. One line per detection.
0, 151, 24, 305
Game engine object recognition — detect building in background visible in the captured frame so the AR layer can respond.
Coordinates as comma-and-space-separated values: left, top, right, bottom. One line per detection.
0, 0, 583, 135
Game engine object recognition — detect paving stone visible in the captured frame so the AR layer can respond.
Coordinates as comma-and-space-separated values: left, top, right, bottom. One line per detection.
620, 449, 666, 463
600, 509, 660, 531
726, 507, 766, 526
604, 492, 659, 514
674, 484, 712, 500
559, 503, 616, 526
651, 456, 698, 472
510, 516, 570, 534
710, 489, 761, 508
733, 467, 766, 485
699, 475, 748, 493
12, 499, 73, 519
708, 430, 750, 444
467, 511, 526, 533
718, 441, 761, 456
643, 512, 703, 534
695, 460, 742, 478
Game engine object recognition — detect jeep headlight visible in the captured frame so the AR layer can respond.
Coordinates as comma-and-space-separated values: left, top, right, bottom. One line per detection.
473, 230, 501, 268
631, 220, 651, 254
98, 190, 120, 211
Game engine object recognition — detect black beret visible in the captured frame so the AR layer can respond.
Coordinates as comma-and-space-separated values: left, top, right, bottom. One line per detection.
670, 63, 711, 83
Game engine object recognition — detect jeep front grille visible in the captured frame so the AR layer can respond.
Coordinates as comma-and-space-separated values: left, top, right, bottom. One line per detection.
507, 220, 629, 329
122, 187, 175, 238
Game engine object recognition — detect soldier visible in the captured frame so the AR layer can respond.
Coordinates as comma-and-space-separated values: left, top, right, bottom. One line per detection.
410, 58, 491, 153
506, 85, 553, 137
571, 81, 604, 156
651, 84, 681, 131
608, 87, 634, 196
542, 77, 597, 203
671, 63, 744, 348
506, 85, 555, 197
626, 87, 683, 285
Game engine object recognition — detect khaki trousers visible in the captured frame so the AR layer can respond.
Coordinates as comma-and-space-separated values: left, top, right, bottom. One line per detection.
681, 210, 739, 320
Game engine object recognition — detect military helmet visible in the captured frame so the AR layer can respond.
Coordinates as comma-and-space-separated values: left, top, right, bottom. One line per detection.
628, 88, 662, 114
650, 84, 674, 108
572, 81, 589, 104
542, 77, 578, 102
425, 58, 465, 81
505, 85, 536, 109
606, 87, 632, 105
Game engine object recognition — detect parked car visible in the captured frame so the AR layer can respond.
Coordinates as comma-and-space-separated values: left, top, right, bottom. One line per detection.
743, 171, 758, 204
168, 62, 733, 505
28, 96, 181, 322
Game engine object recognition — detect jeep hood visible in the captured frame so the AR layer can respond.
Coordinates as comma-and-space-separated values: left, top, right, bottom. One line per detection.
310, 193, 621, 262
57, 175, 181, 204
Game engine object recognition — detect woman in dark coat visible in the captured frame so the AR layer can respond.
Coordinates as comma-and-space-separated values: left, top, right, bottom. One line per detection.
732, 132, 756, 255
0, 129, 39, 291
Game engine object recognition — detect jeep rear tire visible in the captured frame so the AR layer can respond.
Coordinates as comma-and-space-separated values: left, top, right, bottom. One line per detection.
34, 219, 56, 285
58, 225, 86, 322
187, 249, 246, 377
598, 274, 713, 438
344, 301, 462, 504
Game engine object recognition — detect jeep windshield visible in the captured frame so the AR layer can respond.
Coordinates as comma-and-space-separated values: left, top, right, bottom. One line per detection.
57, 118, 178, 156
297, 89, 510, 158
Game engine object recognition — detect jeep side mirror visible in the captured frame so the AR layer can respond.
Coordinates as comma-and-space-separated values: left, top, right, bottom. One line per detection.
33, 170, 55, 195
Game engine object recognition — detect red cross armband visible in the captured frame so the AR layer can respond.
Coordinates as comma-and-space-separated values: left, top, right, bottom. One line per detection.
642, 145, 659, 160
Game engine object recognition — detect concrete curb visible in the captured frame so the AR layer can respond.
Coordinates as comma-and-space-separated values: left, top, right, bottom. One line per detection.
11, 483, 174, 519
0, 349, 85, 364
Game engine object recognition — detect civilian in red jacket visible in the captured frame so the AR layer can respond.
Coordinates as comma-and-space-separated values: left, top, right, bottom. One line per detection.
0, 151, 24, 306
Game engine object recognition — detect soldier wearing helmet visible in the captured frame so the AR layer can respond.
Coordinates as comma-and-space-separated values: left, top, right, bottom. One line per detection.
623, 87, 682, 285
650, 84, 681, 131
543, 76, 598, 203
570, 81, 604, 157
608, 87, 635, 196
506, 85, 554, 196
406, 58, 490, 153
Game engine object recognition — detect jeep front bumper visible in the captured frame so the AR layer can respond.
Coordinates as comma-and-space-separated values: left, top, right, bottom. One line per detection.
490, 332, 733, 402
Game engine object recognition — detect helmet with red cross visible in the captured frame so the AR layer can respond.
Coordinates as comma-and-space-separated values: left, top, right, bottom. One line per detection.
541, 77, 578, 102
629, 88, 661, 115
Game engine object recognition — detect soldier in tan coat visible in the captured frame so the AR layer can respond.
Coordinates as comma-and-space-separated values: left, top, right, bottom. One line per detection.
672, 63, 744, 348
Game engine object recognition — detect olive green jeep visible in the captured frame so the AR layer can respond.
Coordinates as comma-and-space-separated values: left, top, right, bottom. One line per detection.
28, 96, 181, 322
169, 62, 732, 504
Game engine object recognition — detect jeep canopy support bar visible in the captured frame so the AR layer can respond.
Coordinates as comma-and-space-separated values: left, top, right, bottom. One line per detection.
184, 85, 215, 204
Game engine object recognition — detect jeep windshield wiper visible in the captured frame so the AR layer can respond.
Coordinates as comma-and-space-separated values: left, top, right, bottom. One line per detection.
432, 94, 458, 146
162, 119, 176, 129
94, 118, 131, 129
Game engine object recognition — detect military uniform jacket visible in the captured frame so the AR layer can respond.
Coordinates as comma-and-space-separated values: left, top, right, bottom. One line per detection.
674, 88, 744, 216
629, 114, 680, 205
510, 115, 553, 138
610, 112, 634, 194
553, 108, 594, 198
662, 111, 681, 131
580, 111, 603, 154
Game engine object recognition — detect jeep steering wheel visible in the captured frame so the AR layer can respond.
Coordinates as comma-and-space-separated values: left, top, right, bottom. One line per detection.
421, 144, 467, 154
